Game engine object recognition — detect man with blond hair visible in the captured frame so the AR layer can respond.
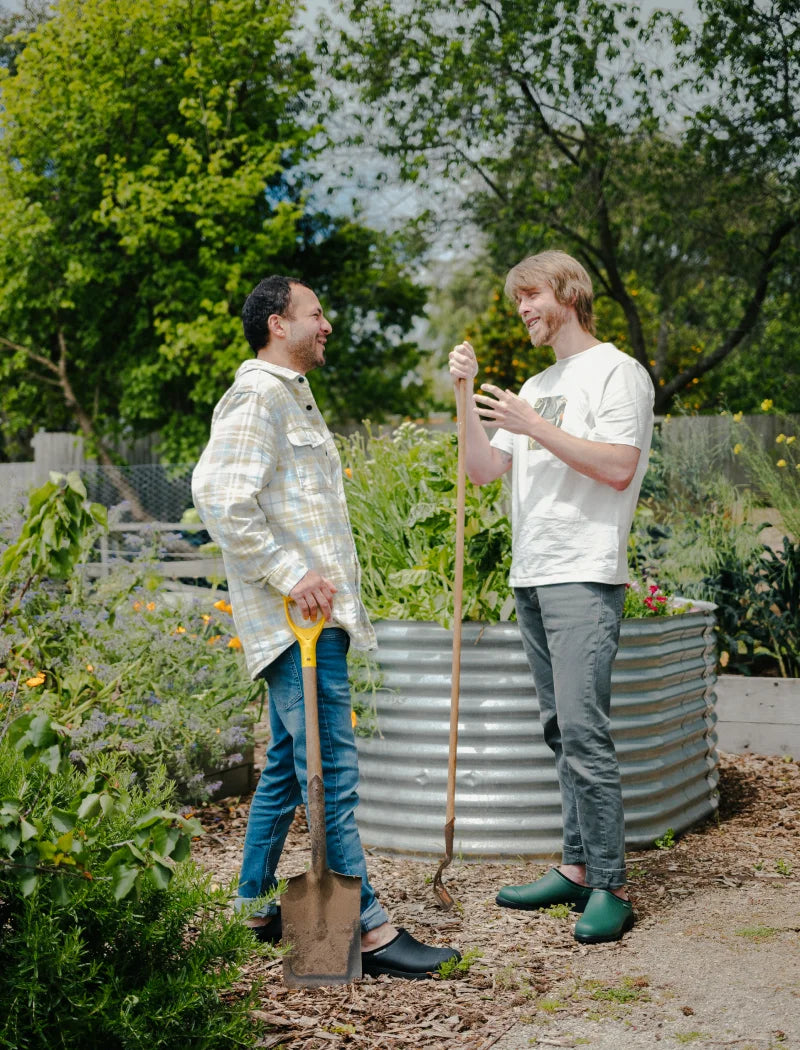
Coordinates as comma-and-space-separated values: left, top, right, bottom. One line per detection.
449, 250, 654, 943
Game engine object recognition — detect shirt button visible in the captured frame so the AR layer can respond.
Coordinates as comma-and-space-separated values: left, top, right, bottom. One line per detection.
306, 405, 312, 411
298, 377, 305, 383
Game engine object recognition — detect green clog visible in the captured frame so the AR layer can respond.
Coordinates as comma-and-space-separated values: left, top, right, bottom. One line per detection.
573, 889, 635, 943
496, 867, 594, 912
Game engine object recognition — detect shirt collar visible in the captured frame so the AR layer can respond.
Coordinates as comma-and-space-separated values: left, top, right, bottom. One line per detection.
236, 358, 306, 383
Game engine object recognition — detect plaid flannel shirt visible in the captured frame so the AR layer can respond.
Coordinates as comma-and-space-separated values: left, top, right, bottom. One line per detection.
191, 358, 375, 679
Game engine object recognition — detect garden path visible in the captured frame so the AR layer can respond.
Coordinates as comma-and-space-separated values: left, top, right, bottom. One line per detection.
195, 751, 800, 1050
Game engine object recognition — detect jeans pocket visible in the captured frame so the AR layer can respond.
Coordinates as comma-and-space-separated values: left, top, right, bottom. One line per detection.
264, 644, 305, 712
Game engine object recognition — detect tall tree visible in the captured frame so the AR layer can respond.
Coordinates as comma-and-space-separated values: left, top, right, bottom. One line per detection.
326, 0, 800, 413
0, 0, 429, 467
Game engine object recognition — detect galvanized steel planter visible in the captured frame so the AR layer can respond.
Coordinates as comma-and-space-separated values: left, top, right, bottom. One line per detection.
355, 606, 719, 859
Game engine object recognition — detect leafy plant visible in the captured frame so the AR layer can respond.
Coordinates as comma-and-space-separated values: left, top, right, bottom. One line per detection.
339, 423, 513, 628
0, 712, 265, 1049
437, 946, 482, 979
623, 580, 687, 618
1, 476, 259, 802
654, 828, 676, 850
0, 471, 106, 626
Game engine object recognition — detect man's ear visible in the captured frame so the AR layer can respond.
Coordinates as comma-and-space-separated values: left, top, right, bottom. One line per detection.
267, 313, 286, 339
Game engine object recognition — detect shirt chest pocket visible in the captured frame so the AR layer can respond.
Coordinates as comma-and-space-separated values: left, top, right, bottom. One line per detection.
286, 426, 332, 493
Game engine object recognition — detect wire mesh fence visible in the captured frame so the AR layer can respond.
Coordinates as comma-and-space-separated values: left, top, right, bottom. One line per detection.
81, 463, 197, 523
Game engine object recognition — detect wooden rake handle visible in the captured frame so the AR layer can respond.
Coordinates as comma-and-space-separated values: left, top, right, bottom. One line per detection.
434, 377, 468, 908
446, 377, 468, 829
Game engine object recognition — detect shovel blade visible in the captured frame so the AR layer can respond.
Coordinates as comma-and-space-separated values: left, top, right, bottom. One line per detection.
281, 868, 362, 987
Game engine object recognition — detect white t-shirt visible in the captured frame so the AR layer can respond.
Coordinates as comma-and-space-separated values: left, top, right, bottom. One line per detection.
491, 342, 654, 587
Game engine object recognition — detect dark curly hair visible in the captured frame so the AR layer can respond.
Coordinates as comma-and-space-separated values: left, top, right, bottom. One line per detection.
241, 275, 311, 353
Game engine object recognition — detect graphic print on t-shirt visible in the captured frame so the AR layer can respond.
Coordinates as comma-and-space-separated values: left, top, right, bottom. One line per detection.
527, 395, 567, 451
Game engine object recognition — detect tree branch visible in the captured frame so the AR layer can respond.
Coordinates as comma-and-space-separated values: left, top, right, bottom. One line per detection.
659, 215, 800, 405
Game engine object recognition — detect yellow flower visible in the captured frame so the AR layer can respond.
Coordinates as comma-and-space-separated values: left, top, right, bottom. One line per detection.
207, 635, 221, 645
761, 399, 773, 411
787, 435, 796, 444
344, 467, 353, 479
132, 601, 142, 611
732, 411, 743, 423
25, 672, 46, 688
351, 709, 357, 729
227, 636, 243, 650
86, 664, 94, 672
201, 614, 212, 623
213, 599, 233, 615
777, 459, 787, 468
174, 626, 186, 635
733, 444, 743, 455
146, 601, 156, 612
719, 651, 729, 668
776, 434, 786, 443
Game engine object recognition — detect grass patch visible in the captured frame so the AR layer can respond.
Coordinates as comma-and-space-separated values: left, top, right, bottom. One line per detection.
542, 902, 572, 919
438, 946, 482, 979
589, 975, 651, 1004
734, 925, 778, 942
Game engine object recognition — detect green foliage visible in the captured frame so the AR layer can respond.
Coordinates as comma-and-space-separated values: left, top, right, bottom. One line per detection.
1, 477, 258, 802
1, 711, 201, 901
437, 946, 482, 979
654, 827, 676, 850
638, 411, 800, 677
542, 903, 572, 920
338, 423, 513, 628
0, 721, 262, 1049
328, 0, 800, 415
732, 413, 800, 542
0, 0, 430, 464
0, 471, 106, 613
708, 536, 800, 679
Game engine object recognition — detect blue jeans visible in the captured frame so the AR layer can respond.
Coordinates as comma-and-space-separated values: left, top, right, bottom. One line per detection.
514, 582, 627, 889
235, 627, 388, 932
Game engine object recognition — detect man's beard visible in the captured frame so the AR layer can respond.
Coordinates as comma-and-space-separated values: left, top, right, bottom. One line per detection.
529, 303, 571, 347
291, 332, 324, 373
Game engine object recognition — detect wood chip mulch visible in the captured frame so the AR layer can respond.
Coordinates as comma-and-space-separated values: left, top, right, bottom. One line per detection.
192, 750, 800, 1050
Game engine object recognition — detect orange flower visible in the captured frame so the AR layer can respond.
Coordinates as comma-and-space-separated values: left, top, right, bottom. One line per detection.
132, 601, 142, 611
174, 626, 187, 635
351, 709, 357, 729
213, 599, 233, 615
344, 467, 353, 479
146, 601, 156, 612
207, 635, 221, 646
25, 672, 46, 688
227, 636, 243, 650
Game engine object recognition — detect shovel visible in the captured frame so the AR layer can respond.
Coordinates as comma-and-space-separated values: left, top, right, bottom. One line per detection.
433, 376, 468, 910
281, 597, 362, 987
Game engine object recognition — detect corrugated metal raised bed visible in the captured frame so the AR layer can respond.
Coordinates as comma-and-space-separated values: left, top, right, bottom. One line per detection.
355, 605, 719, 859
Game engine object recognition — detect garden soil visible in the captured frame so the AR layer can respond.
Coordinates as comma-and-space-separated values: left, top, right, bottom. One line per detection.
195, 750, 800, 1050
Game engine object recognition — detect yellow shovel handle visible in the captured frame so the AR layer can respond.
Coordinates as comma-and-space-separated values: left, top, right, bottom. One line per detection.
283, 597, 325, 668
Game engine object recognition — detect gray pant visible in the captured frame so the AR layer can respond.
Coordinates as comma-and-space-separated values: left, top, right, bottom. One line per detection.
514, 581, 627, 889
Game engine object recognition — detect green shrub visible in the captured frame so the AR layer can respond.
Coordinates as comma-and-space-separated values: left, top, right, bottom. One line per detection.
0, 717, 263, 1050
